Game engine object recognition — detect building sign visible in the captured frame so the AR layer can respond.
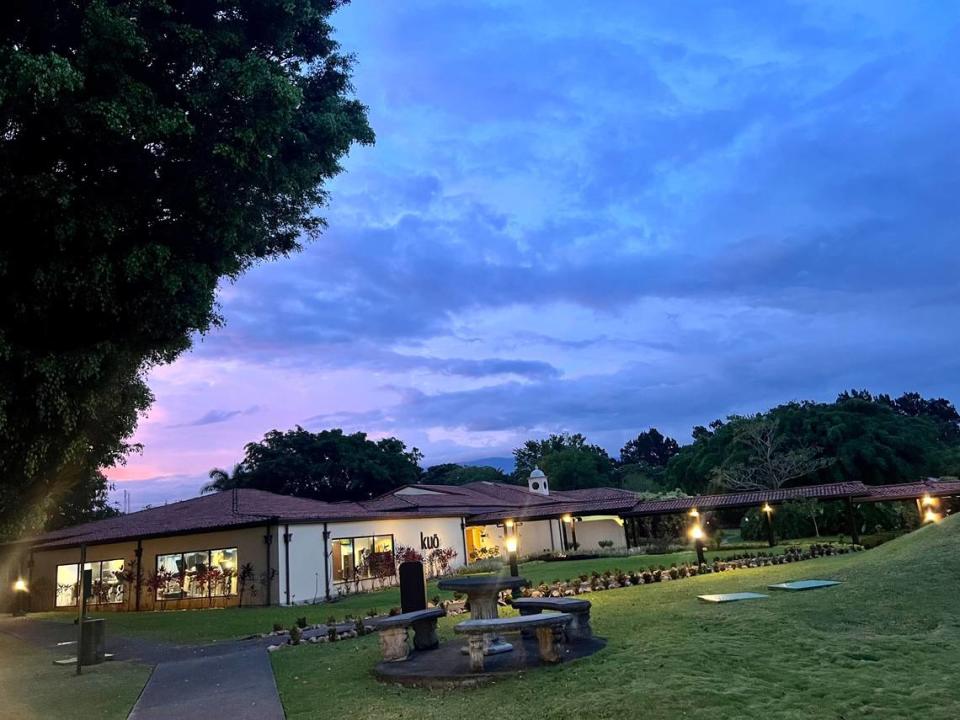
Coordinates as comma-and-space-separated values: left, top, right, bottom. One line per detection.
420, 532, 441, 550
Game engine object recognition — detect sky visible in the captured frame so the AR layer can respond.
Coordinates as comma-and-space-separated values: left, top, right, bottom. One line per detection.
109, 0, 960, 509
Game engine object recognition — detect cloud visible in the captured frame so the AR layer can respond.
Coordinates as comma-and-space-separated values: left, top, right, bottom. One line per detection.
115, 0, 960, 497
167, 406, 261, 429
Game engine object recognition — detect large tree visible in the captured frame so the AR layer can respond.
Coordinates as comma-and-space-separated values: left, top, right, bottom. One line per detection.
619, 428, 680, 466
204, 427, 422, 502
511, 432, 614, 490
0, 0, 373, 536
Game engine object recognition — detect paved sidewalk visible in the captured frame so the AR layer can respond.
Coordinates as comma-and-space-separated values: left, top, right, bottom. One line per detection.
0, 617, 285, 719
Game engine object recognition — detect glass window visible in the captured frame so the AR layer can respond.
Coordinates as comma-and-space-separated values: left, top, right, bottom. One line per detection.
55, 560, 125, 607
155, 548, 239, 600
332, 535, 394, 583
56, 564, 79, 607
332, 539, 354, 583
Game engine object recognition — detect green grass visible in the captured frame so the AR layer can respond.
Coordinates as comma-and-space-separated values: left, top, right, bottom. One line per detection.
0, 631, 150, 720
271, 516, 960, 719
30, 538, 874, 645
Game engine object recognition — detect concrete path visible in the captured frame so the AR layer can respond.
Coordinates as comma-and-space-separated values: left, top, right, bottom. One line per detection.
129, 645, 284, 720
0, 617, 285, 720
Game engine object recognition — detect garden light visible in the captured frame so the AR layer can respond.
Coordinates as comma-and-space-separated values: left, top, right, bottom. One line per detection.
14, 578, 26, 592
762, 503, 773, 514
921, 494, 938, 507
924, 509, 940, 524
688, 508, 699, 519
505, 536, 519, 577
505, 537, 518, 554
689, 525, 704, 541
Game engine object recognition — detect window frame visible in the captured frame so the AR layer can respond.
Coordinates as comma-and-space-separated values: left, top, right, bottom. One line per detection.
153, 547, 239, 601
54, 559, 126, 608
330, 533, 395, 584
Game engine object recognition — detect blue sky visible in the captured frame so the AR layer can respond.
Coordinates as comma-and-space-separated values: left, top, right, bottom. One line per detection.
112, 0, 960, 508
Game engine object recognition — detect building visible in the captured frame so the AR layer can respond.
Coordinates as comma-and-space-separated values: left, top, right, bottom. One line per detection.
0, 469, 638, 613
7, 472, 955, 614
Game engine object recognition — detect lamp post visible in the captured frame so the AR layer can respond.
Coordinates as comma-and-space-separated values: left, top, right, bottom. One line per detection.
762, 503, 776, 547
505, 536, 519, 577
920, 494, 941, 524
689, 524, 706, 566
561, 514, 579, 551
12, 578, 27, 617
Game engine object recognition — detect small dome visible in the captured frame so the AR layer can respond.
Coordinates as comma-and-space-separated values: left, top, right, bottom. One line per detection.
529, 467, 545, 479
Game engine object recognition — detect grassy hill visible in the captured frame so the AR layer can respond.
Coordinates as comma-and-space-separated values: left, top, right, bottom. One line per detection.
273, 515, 960, 719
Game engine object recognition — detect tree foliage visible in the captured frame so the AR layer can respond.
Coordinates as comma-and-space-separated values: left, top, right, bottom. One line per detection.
619, 428, 680, 466
666, 393, 960, 494
0, 0, 373, 535
420, 464, 507, 486
511, 433, 614, 490
205, 427, 422, 502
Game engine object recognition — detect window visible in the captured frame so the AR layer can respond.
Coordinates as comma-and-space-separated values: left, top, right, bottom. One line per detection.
55, 560, 125, 607
154, 547, 238, 600
332, 535, 394, 583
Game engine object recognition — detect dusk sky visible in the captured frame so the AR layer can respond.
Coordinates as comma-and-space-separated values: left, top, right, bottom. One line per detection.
111, 1, 960, 509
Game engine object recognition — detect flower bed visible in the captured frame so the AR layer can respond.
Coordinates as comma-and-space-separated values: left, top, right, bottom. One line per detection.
509, 543, 865, 599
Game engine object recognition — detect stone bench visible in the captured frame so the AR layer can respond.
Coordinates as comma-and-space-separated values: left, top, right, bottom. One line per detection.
372, 608, 445, 662
454, 613, 572, 672
511, 597, 593, 640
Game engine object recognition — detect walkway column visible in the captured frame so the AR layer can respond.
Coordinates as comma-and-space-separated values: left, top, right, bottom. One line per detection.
846, 497, 860, 545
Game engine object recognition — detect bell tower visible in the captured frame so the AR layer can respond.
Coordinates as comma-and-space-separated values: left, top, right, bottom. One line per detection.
528, 467, 549, 495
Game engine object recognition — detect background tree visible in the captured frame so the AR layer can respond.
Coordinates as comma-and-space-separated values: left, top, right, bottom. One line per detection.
511, 432, 614, 490
208, 427, 422, 502
420, 464, 507, 486
512, 433, 591, 481
0, 0, 373, 537
711, 417, 833, 492
620, 428, 680, 466
201, 464, 250, 495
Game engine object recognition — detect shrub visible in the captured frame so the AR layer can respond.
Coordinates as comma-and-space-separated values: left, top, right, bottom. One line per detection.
272, 622, 284, 633
289, 625, 302, 645
598, 540, 614, 548
296, 616, 308, 629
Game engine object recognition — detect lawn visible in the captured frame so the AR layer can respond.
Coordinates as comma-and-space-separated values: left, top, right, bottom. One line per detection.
30, 542, 844, 644
0, 632, 150, 720
271, 517, 960, 719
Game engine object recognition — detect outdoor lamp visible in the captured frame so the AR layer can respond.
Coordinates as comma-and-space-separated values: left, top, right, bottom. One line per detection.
12, 578, 27, 617
505, 519, 515, 528
13, 578, 27, 593
689, 525, 704, 541
505, 536, 519, 577
561, 514, 573, 523
689, 525, 706, 565
688, 508, 699, 519
924, 509, 940, 524
921, 494, 937, 507
761, 503, 773, 515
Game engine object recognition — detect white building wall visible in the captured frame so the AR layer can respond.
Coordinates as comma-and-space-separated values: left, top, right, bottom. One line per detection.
283, 515, 466, 605
571, 517, 627, 551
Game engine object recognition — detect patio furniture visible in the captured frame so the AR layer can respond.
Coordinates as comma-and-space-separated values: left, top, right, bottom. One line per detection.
510, 597, 593, 640
372, 607, 446, 662
454, 614, 572, 672
437, 574, 527, 654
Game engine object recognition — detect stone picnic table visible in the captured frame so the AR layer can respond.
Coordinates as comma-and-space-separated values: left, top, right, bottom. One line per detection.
437, 574, 526, 655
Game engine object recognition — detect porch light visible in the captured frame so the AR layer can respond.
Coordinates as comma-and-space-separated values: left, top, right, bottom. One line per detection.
561, 514, 573, 523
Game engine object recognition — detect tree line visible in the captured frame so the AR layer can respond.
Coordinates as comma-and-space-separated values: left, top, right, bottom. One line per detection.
198, 390, 960, 505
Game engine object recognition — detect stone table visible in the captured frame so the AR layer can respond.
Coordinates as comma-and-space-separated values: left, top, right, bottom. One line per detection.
437, 574, 526, 655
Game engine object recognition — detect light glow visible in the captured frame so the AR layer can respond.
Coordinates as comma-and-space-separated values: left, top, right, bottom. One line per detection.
689, 525, 704, 541
761, 503, 773, 514
13, 579, 27, 592
561, 514, 573, 523
504, 519, 515, 528
924, 509, 941, 524
688, 508, 699, 519
921, 494, 938, 507
505, 537, 518, 554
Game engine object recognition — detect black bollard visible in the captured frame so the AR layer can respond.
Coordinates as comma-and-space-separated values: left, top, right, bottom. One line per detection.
398, 561, 427, 614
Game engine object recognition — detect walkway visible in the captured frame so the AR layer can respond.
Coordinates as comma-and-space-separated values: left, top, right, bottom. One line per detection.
0, 617, 285, 720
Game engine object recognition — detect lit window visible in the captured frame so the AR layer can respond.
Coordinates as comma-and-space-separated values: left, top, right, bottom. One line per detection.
55, 560, 125, 607
332, 535, 394, 583
155, 548, 238, 600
